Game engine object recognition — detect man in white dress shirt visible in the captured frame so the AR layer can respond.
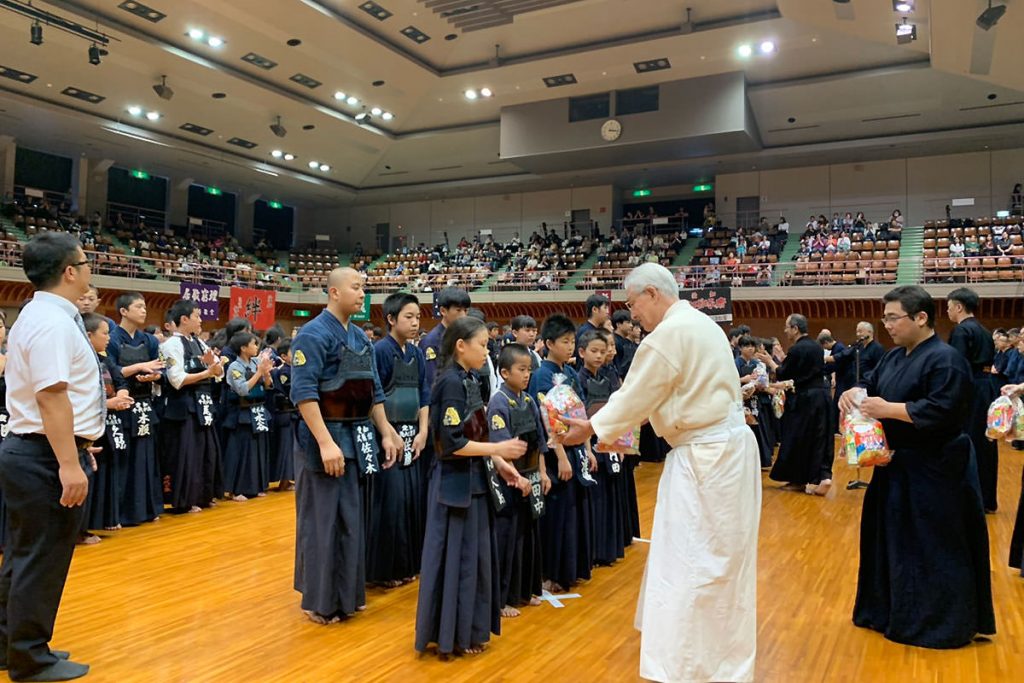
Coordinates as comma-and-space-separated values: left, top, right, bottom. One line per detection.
563, 263, 761, 683
0, 232, 103, 682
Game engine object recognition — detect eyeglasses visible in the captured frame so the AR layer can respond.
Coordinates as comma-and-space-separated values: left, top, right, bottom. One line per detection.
625, 288, 651, 311
69, 256, 91, 268
881, 314, 910, 325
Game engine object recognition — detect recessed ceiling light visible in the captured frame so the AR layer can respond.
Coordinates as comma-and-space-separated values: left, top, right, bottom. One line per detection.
370, 107, 382, 116
381, 111, 394, 121
127, 105, 142, 116
212, 92, 226, 99
737, 44, 753, 58
287, 38, 302, 47
372, 80, 385, 87
760, 41, 775, 54
302, 124, 315, 130
319, 164, 330, 172
334, 91, 346, 100
480, 87, 493, 97
188, 28, 204, 40
445, 33, 458, 41
207, 36, 224, 48
283, 153, 295, 160
145, 111, 160, 121
271, 150, 283, 158
308, 160, 319, 169
464, 89, 478, 100
346, 95, 358, 105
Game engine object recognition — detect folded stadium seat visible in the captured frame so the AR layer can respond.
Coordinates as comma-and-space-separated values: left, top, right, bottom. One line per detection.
936, 228, 950, 239
924, 220, 936, 229
936, 238, 950, 249
862, 240, 875, 252
923, 238, 937, 249
978, 226, 992, 237
978, 216, 992, 227
937, 219, 950, 229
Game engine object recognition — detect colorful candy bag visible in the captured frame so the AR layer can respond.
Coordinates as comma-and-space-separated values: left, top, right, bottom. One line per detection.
1009, 397, 1024, 441
751, 362, 769, 388
540, 374, 587, 436
986, 395, 1016, 440
771, 391, 785, 418
843, 388, 891, 467
597, 426, 641, 454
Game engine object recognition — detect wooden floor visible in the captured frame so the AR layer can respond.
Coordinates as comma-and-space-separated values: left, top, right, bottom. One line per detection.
18, 443, 1024, 682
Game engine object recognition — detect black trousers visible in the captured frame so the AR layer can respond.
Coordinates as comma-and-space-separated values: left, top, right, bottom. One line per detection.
0, 435, 87, 678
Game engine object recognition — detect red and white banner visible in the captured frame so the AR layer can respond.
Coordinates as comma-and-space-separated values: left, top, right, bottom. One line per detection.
229, 287, 276, 330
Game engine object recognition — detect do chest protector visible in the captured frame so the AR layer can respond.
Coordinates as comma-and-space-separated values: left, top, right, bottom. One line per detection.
383, 354, 421, 425
318, 345, 374, 421
119, 343, 155, 400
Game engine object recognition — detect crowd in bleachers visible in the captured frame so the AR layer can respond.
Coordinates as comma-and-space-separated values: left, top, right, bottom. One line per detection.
786, 210, 903, 286
922, 217, 1024, 283
579, 229, 685, 289
683, 218, 784, 287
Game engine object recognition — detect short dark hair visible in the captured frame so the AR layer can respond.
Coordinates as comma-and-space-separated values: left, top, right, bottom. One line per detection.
278, 339, 292, 357
144, 324, 159, 335
578, 329, 606, 352
265, 324, 285, 346
438, 316, 487, 369
816, 331, 834, 345
383, 292, 419, 330
362, 322, 375, 332
947, 287, 980, 315
611, 309, 632, 327
225, 317, 252, 341
116, 292, 145, 316
510, 314, 537, 331
22, 231, 83, 289
81, 312, 108, 334
540, 313, 575, 343
585, 294, 610, 319
738, 335, 756, 348
168, 300, 197, 327
497, 343, 531, 372
787, 314, 808, 334
486, 321, 499, 332
229, 331, 259, 353
883, 285, 935, 328
437, 287, 471, 310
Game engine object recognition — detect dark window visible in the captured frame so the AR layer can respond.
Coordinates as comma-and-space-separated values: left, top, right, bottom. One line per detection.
569, 93, 610, 122
187, 184, 236, 234
107, 167, 168, 211
14, 148, 73, 193
254, 200, 294, 249
616, 85, 659, 116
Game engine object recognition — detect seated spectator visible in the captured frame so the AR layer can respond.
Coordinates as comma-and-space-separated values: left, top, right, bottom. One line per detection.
831, 213, 842, 230
950, 236, 966, 258
980, 236, 997, 256
778, 217, 790, 234
837, 233, 851, 253
756, 264, 773, 286
843, 212, 854, 231
995, 233, 1013, 256
1011, 183, 1023, 217
736, 238, 747, 258
805, 215, 818, 232
731, 272, 743, 288
853, 212, 867, 229
965, 235, 980, 256
889, 209, 904, 230
863, 223, 876, 242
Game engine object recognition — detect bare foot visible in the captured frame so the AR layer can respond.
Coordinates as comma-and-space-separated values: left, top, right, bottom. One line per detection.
401, 576, 416, 585
79, 534, 101, 545
233, 494, 248, 502
455, 643, 485, 655
500, 605, 521, 618
356, 604, 367, 612
189, 505, 202, 513
256, 492, 267, 498
209, 500, 218, 507
303, 610, 340, 625
529, 596, 542, 607
542, 580, 565, 593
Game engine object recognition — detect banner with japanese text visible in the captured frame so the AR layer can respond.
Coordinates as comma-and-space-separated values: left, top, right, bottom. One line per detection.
230, 286, 277, 330
679, 286, 733, 323
179, 282, 220, 320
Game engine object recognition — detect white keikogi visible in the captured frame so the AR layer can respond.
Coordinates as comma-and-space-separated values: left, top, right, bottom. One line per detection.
590, 292, 761, 683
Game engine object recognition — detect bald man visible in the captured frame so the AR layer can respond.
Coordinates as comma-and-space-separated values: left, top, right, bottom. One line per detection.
290, 268, 400, 623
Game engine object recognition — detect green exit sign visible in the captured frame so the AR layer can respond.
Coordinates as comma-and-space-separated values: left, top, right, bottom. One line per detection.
205, 186, 222, 196
268, 201, 283, 209
293, 309, 311, 318
632, 189, 651, 198
693, 183, 714, 192
130, 169, 150, 180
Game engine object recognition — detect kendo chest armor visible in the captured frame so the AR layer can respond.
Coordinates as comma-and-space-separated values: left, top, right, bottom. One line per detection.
383, 353, 421, 425
436, 374, 488, 461
319, 345, 374, 421
583, 374, 611, 418
239, 365, 266, 407
507, 394, 541, 474
119, 342, 155, 400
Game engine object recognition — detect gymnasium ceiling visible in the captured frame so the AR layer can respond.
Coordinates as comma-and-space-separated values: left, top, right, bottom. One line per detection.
0, 0, 1023, 208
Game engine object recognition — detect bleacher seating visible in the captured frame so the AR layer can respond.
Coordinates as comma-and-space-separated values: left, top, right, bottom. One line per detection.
289, 248, 341, 288
922, 217, 1023, 282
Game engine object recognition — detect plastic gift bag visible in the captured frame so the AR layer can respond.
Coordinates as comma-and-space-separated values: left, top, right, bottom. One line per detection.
986, 395, 1016, 440
596, 426, 641, 454
842, 388, 891, 467
771, 391, 786, 418
540, 374, 588, 436
1009, 397, 1024, 442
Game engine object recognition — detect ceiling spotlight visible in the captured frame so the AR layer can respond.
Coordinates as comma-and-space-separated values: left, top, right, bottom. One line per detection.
319, 164, 330, 172
207, 35, 223, 48
283, 153, 295, 161
270, 116, 287, 138
737, 44, 753, 58
127, 105, 142, 117
271, 149, 283, 158
381, 111, 394, 121
188, 28, 204, 40
88, 43, 102, 65
480, 87, 493, 97
145, 111, 160, 121
153, 74, 174, 101
464, 88, 478, 100
760, 41, 775, 54
977, 2, 1006, 31
370, 107, 382, 116
893, 1, 913, 12
355, 112, 369, 122
308, 160, 320, 169
334, 91, 346, 100
30, 21, 42, 46
346, 95, 358, 106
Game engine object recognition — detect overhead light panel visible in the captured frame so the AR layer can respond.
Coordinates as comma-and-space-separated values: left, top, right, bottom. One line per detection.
977, 2, 1006, 30
334, 91, 346, 100
62, 86, 104, 103
186, 28, 223, 47
153, 74, 174, 101
464, 89, 477, 100
760, 40, 776, 54
241, 52, 277, 70
207, 35, 223, 48
308, 160, 320, 169
346, 95, 358, 105
400, 26, 430, 44
270, 116, 287, 138
290, 73, 322, 89
893, 1, 914, 12
283, 153, 295, 161
479, 87, 493, 97
370, 107, 382, 116
126, 105, 142, 116
355, 112, 369, 122
30, 21, 42, 45
319, 164, 330, 172
271, 149, 283, 158
359, 1, 392, 21
180, 122, 213, 136
145, 111, 160, 121
117, 1, 166, 23
736, 44, 753, 58
187, 28, 203, 40
543, 73, 577, 87
381, 111, 394, 121
0, 65, 38, 83
633, 58, 671, 73
896, 19, 917, 44
226, 137, 259, 149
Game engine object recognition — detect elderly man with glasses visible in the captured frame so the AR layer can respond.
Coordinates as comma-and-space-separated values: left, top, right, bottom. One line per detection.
562, 262, 761, 683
